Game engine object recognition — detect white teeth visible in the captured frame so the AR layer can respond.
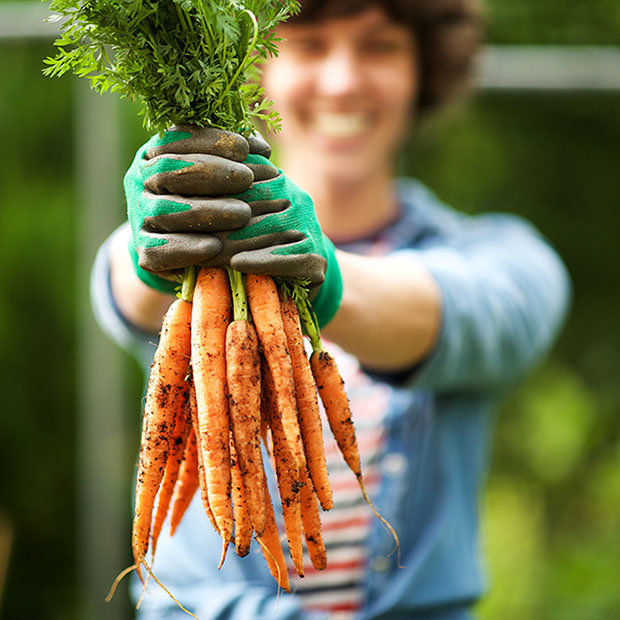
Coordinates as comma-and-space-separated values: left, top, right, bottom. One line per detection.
313, 113, 369, 138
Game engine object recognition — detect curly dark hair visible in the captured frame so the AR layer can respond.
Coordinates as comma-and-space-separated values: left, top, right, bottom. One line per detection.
287, 0, 485, 113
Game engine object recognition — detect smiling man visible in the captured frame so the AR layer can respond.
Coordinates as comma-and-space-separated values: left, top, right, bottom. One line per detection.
92, 1, 571, 619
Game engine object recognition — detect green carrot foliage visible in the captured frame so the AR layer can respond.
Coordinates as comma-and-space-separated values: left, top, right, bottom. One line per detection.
44, 0, 300, 134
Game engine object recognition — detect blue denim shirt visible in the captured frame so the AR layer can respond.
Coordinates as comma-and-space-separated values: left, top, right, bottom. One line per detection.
91, 178, 570, 620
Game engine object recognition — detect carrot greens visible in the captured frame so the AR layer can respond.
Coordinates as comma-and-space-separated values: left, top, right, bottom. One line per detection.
44, 0, 300, 134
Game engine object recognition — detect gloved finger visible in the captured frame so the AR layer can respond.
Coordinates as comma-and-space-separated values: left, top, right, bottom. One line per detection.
247, 132, 272, 158
230, 245, 327, 284
242, 153, 279, 182
143, 153, 254, 196
141, 196, 251, 233
145, 125, 250, 162
137, 233, 223, 273
247, 199, 290, 218
247, 160, 280, 182
196, 228, 303, 267
226, 197, 302, 241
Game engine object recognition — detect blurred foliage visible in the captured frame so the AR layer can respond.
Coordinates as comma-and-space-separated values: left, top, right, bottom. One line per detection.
1, 0, 619, 618
0, 38, 78, 619
485, 0, 620, 45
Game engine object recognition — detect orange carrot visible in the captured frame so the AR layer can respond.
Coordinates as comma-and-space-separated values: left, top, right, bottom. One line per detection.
151, 383, 190, 553
246, 274, 306, 474
310, 349, 402, 565
310, 350, 360, 475
280, 294, 333, 511
299, 466, 327, 571
132, 297, 192, 575
169, 423, 199, 537
229, 432, 253, 557
262, 357, 305, 578
191, 266, 234, 565
226, 316, 266, 536
186, 378, 218, 535
256, 463, 291, 593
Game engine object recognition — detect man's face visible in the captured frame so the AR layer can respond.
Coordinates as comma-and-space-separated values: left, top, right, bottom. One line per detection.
261, 6, 419, 187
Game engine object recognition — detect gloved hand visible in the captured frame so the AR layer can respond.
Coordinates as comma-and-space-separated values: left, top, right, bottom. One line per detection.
125, 126, 342, 325
125, 125, 268, 292
225, 154, 343, 325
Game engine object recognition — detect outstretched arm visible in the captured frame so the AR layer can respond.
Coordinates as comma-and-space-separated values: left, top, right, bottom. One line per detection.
323, 250, 442, 372
108, 223, 175, 334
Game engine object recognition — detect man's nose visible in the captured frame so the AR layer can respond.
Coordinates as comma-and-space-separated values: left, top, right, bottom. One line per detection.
316, 46, 365, 97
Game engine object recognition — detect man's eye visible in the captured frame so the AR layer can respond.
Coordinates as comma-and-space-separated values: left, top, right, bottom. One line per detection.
289, 38, 325, 55
363, 38, 406, 55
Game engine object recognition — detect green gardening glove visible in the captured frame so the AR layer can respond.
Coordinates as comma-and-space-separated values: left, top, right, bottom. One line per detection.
226, 154, 343, 327
124, 125, 262, 292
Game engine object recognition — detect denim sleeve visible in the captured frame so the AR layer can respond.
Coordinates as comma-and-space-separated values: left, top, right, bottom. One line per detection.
90, 222, 161, 369
399, 213, 571, 392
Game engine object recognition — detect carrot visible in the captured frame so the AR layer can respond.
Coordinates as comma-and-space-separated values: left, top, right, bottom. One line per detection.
191, 266, 234, 566
246, 274, 306, 474
132, 297, 192, 575
226, 269, 266, 536
169, 423, 199, 537
151, 383, 191, 553
280, 294, 333, 511
229, 432, 253, 557
299, 466, 327, 571
255, 462, 291, 593
310, 350, 360, 474
186, 378, 218, 535
262, 357, 305, 578
310, 349, 402, 565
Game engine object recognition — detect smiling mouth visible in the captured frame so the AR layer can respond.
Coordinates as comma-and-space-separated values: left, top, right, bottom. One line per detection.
312, 112, 371, 139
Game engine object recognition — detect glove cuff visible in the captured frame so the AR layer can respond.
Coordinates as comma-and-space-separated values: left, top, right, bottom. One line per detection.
312, 236, 343, 328
128, 239, 179, 294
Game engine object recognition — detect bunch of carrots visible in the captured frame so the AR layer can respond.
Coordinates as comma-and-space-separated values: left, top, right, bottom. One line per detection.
129, 264, 398, 596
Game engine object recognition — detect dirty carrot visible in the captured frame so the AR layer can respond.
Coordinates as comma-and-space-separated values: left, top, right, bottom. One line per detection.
169, 423, 199, 537
256, 462, 291, 593
299, 466, 327, 571
310, 350, 359, 473
246, 273, 306, 474
191, 266, 234, 566
262, 357, 305, 578
186, 377, 218, 535
229, 432, 253, 557
226, 268, 266, 536
133, 297, 192, 575
280, 293, 333, 511
151, 384, 191, 553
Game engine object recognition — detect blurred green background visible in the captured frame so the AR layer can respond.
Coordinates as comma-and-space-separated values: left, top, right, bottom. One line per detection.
0, 1, 619, 618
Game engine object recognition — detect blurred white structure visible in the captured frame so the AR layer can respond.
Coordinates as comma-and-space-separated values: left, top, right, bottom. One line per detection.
477, 45, 620, 91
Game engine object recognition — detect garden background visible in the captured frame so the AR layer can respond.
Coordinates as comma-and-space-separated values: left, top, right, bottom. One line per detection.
0, 1, 619, 618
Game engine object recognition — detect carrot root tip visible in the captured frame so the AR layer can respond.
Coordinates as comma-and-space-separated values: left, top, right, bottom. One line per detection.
140, 558, 201, 620
105, 563, 137, 603
255, 535, 285, 601
217, 534, 229, 570
357, 474, 403, 568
